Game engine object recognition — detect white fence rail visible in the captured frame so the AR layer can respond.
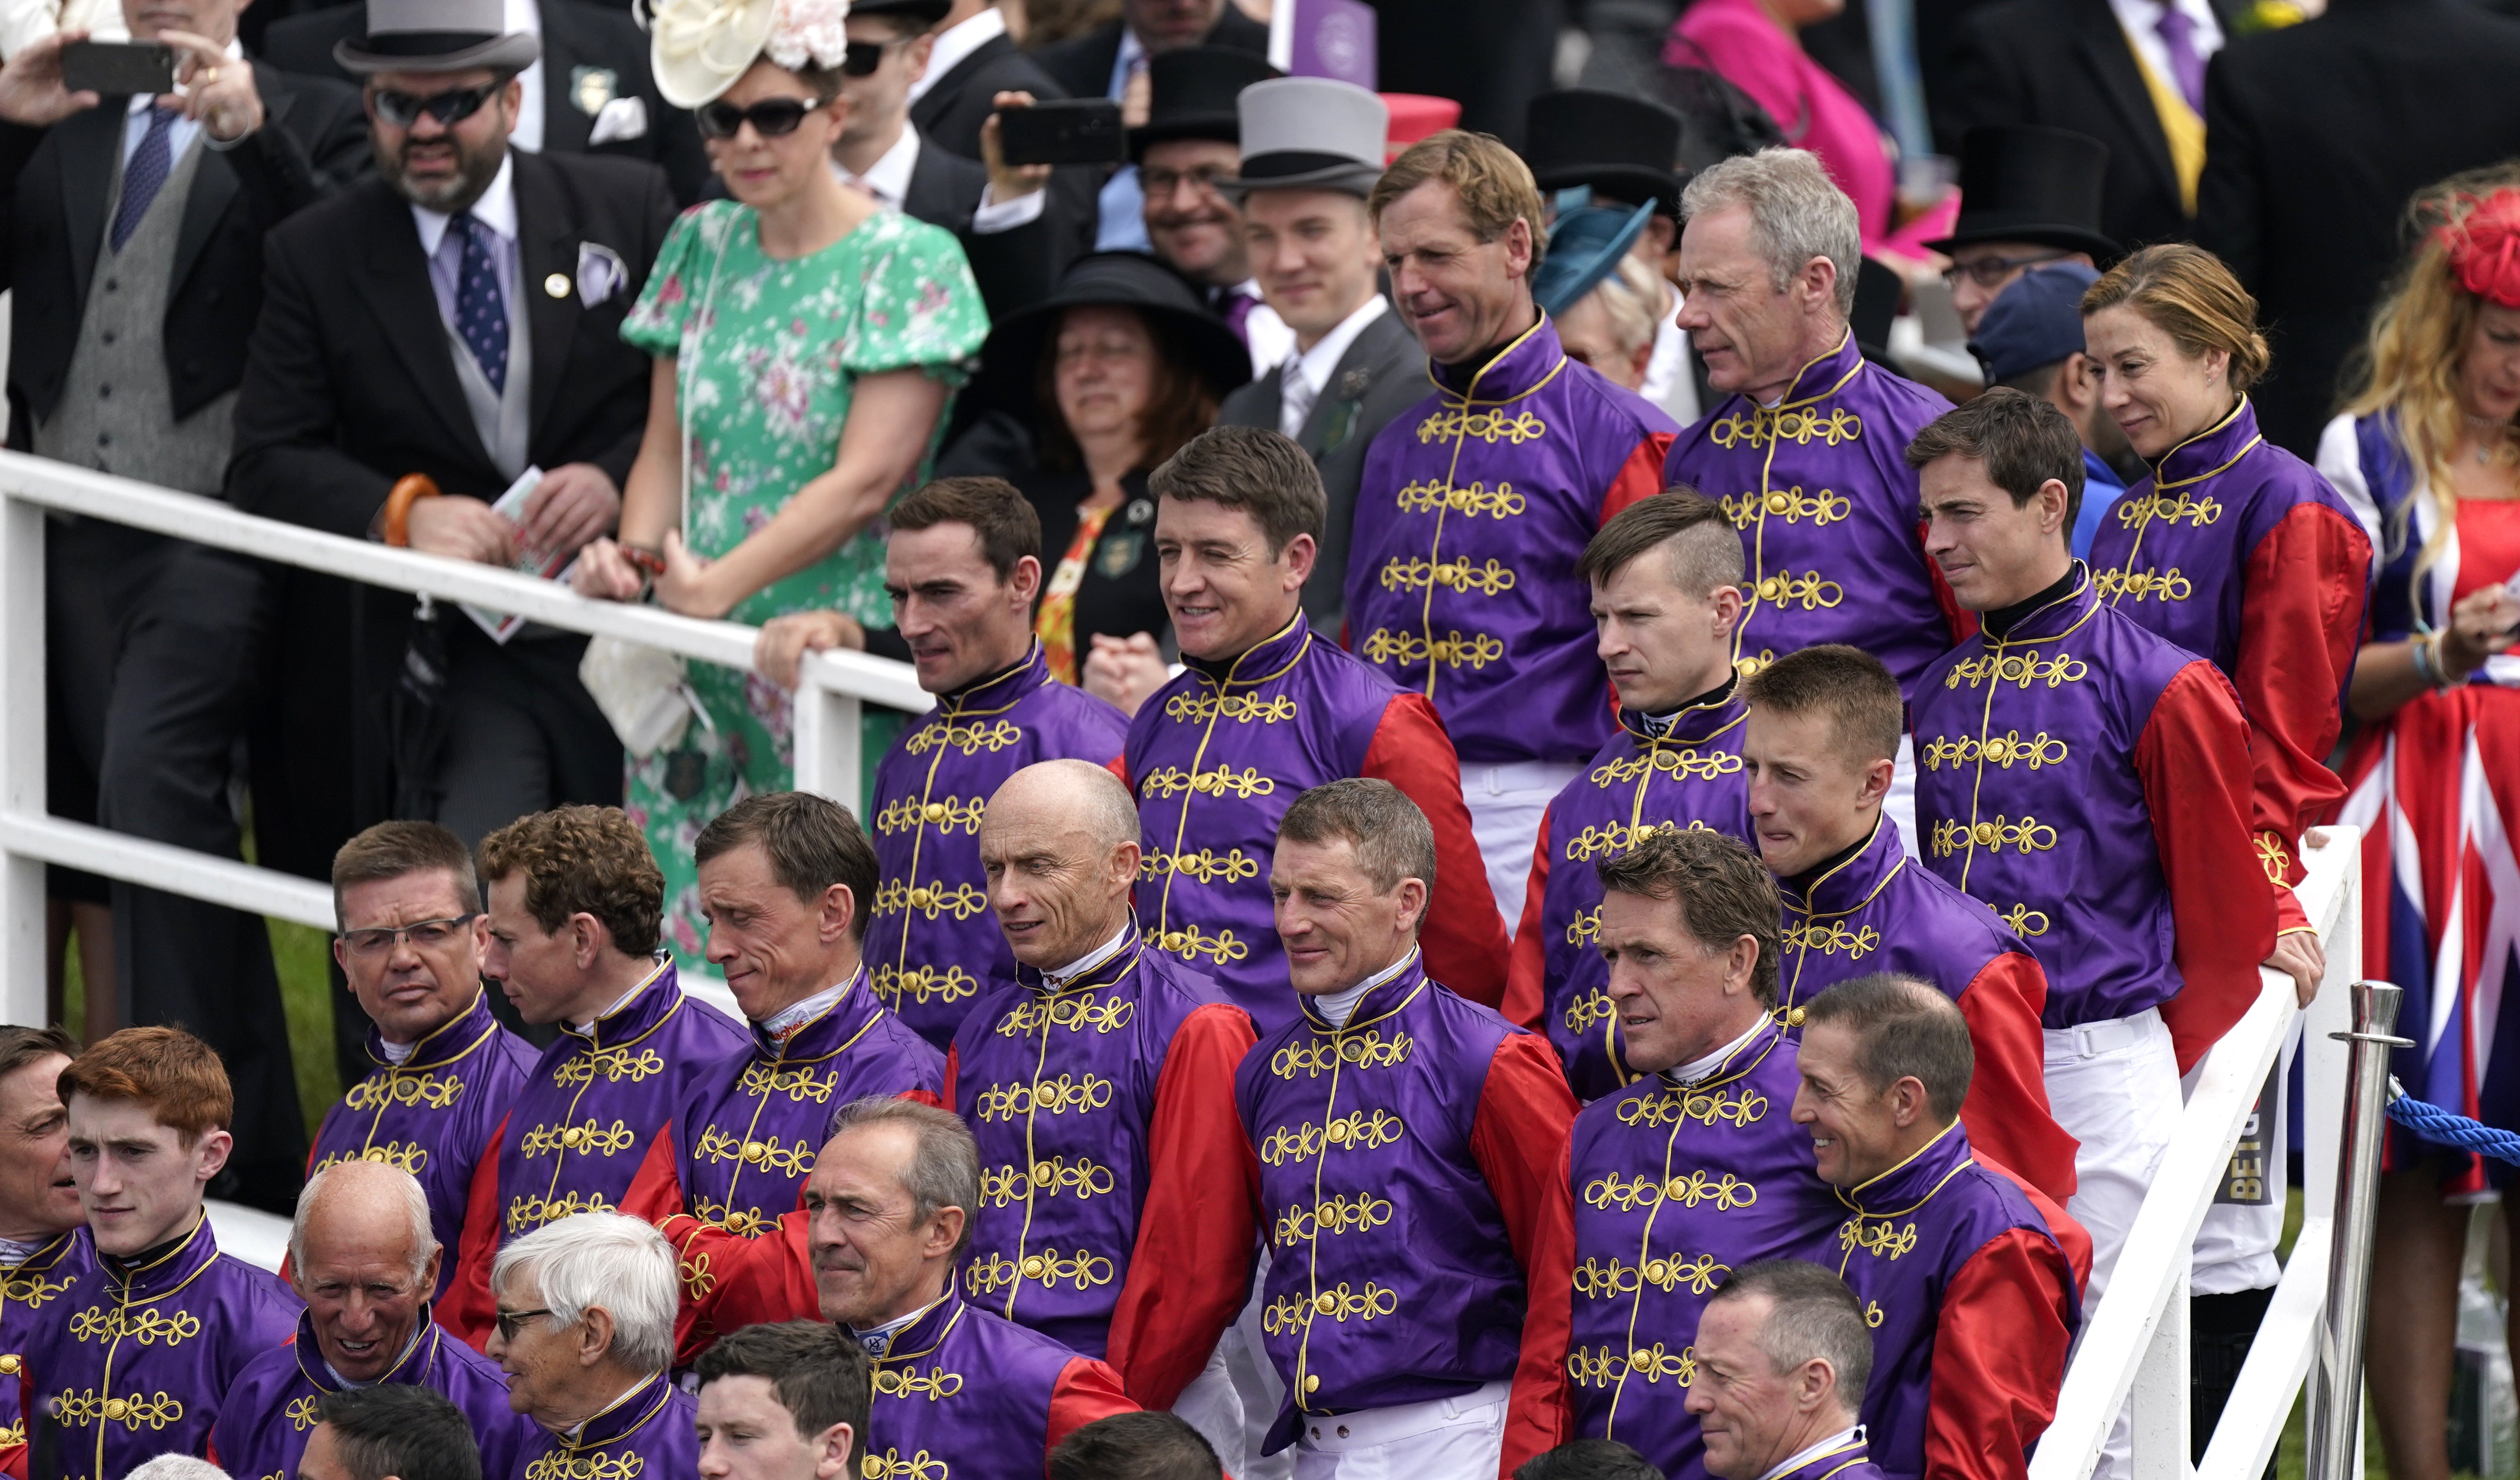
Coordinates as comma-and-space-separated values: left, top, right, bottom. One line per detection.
2030, 827, 2364, 1480
0, 451, 928, 1030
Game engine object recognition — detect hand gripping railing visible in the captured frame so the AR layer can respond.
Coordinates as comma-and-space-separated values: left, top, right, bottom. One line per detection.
2028, 827, 2362, 1480
0, 451, 930, 1027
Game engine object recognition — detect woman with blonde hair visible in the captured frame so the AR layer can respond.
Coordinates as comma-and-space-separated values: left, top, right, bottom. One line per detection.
2318, 166, 2520, 1480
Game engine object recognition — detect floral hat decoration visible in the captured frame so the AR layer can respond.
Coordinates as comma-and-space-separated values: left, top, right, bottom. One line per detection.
2438, 189, 2520, 311
645, 0, 851, 109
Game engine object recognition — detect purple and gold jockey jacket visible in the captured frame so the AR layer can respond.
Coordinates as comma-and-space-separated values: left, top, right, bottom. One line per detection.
0, 1230, 89, 1469
1348, 314, 1679, 765
209, 1311, 539, 1480
862, 1292, 1136, 1480
1766, 1432, 1890, 1480
307, 988, 534, 1299
1565, 1019, 1841, 1478
516, 1371, 695, 1480
1510, 684, 1753, 1100
20, 1214, 299, 1480
1664, 334, 1962, 698
866, 643, 1129, 1047
625, 965, 945, 1236
444, 958, 746, 1347
1826, 1123, 2080, 1480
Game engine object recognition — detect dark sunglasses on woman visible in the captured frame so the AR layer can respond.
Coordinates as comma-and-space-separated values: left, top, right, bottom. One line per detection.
370, 82, 500, 129
695, 95, 830, 140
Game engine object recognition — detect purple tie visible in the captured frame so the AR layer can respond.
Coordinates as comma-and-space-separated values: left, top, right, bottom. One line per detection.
2155, 7, 2207, 114
110, 106, 177, 252
1221, 291, 1256, 346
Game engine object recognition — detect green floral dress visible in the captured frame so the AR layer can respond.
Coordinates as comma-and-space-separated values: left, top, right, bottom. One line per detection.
619, 200, 988, 956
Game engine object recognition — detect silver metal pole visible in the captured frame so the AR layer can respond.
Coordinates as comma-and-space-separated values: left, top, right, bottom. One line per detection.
2308, 980, 2413, 1480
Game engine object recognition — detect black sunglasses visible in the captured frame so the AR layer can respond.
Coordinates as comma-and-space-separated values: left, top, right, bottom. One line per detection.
371, 83, 499, 130
696, 95, 829, 140
841, 36, 911, 76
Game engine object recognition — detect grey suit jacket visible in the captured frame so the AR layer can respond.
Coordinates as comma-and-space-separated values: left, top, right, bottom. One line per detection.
1218, 305, 1427, 626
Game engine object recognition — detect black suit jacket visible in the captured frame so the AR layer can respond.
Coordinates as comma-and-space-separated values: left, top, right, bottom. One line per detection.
909, 29, 1069, 159
898, 132, 1079, 319
262, 0, 710, 202
1940, 0, 2235, 253
2197, 0, 2520, 455
1216, 306, 1426, 624
1033, 7, 1270, 98
0, 63, 365, 436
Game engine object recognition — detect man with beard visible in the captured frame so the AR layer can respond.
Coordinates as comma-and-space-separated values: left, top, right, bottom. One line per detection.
228, 0, 675, 850
0, 1028, 85, 1480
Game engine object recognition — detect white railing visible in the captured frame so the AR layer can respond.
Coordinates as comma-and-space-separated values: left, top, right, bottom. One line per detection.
2030, 827, 2364, 1480
0, 451, 930, 1029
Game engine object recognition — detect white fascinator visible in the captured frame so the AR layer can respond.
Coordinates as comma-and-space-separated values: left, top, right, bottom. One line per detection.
645, 0, 851, 109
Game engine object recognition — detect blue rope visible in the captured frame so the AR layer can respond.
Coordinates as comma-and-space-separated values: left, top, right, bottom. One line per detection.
2386, 1085, 2520, 1165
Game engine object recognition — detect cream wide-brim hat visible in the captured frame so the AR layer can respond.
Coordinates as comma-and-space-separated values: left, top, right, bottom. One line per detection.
646, 0, 781, 109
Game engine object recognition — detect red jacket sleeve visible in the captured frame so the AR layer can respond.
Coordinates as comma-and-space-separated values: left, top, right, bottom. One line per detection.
1045, 1356, 1143, 1462
2137, 661, 2279, 1074
1599, 434, 1678, 526
618, 1122, 686, 1226
438, 1110, 511, 1352
1503, 806, 1554, 1032
1954, 954, 2076, 1205
1920, 519, 1982, 646
1469, 1032, 1579, 1476
1361, 693, 1511, 1009
659, 1209, 821, 1365
1922, 1228, 2079, 1480
1976, 1155, 2092, 1295
1103, 1003, 1263, 1410
942, 1044, 959, 1110
2236, 502, 2370, 895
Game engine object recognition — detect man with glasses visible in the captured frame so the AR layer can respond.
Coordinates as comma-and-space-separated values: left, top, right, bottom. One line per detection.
485, 1213, 697, 1480
1134, 46, 1290, 374
230, 0, 677, 855
307, 822, 537, 1300
1922, 126, 2118, 338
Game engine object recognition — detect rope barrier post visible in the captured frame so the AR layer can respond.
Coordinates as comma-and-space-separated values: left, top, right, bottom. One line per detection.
2310, 980, 2413, 1480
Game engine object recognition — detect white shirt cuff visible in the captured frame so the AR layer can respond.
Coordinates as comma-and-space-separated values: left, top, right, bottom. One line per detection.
972, 184, 1048, 235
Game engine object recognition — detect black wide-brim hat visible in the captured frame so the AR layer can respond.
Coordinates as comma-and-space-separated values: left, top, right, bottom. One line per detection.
964, 252, 1256, 423
1523, 88, 1686, 218
1130, 45, 1281, 162
848, 0, 952, 23
1923, 124, 2120, 260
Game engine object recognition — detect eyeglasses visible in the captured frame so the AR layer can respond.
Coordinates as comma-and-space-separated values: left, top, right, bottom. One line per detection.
1943, 250, 2071, 289
495, 1307, 555, 1342
371, 83, 500, 130
1141, 164, 1233, 199
841, 35, 913, 76
340, 914, 478, 957
696, 95, 829, 140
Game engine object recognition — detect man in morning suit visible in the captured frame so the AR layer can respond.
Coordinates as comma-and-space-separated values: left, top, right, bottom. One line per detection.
1794, 977, 2084, 1480
310, 822, 536, 1299
229, 0, 676, 846
1240, 779, 1577, 1476
1216, 76, 1426, 630
0, 0, 364, 1213
620, 792, 945, 1242
1904, 390, 2280, 1477
950, 762, 1258, 1456
440, 807, 746, 1348
0, 1027, 86, 1480
907, 0, 1063, 160
1114, 426, 1511, 1034
1507, 491, 1754, 1100
1688, 1263, 1888, 1480
209, 1162, 539, 1480
1739, 645, 2077, 1205
767, 478, 1127, 1049
1663, 149, 1963, 863
1353, 130, 1681, 935
19, 1029, 301, 1480
663, 1098, 1142, 1476
1562, 829, 1841, 1478
262, 0, 708, 201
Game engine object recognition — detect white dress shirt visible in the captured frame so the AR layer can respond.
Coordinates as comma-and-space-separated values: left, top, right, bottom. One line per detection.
2108, 0, 2223, 100
1276, 293, 1388, 439
119, 38, 243, 166
833, 122, 1045, 232
1641, 315, 1700, 427
760, 976, 852, 1037
505, 0, 546, 151
1043, 922, 1134, 988
1311, 949, 1418, 1029
907, 3, 1006, 104
1660, 1014, 1769, 1089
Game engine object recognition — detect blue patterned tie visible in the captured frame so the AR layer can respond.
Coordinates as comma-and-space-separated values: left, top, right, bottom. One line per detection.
454, 213, 510, 394
110, 106, 177, 252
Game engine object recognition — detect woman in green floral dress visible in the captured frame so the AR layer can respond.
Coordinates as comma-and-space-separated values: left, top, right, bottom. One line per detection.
573, 46, 987, 956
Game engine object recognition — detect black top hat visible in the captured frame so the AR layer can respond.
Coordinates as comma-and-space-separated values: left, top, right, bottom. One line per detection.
848, 0, 952, 23
1851, 256, 1905, 366
1923, 125, 2120, 260
1130, 46, 1281, 162
965, 253, 1255, 423
337, 0, 540, 74
1523, 89, 1686, 218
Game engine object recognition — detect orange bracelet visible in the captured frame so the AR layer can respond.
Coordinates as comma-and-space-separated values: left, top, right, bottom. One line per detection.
381, 473, 441, 548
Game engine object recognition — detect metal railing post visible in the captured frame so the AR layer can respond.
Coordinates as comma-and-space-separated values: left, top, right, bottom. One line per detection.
0, 495, 46, 1022
2308, 980, 2412, 1480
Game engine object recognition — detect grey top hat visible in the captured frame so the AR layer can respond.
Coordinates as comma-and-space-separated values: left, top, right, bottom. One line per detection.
336, 0, 542, 75
1223, 76, 1388, 199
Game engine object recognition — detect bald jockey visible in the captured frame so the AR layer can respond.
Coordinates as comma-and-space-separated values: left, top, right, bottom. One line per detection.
212, 1161, 538, 1480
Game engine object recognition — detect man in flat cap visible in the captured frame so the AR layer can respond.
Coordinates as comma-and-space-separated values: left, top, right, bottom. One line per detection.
1216, 76, 1425, 630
